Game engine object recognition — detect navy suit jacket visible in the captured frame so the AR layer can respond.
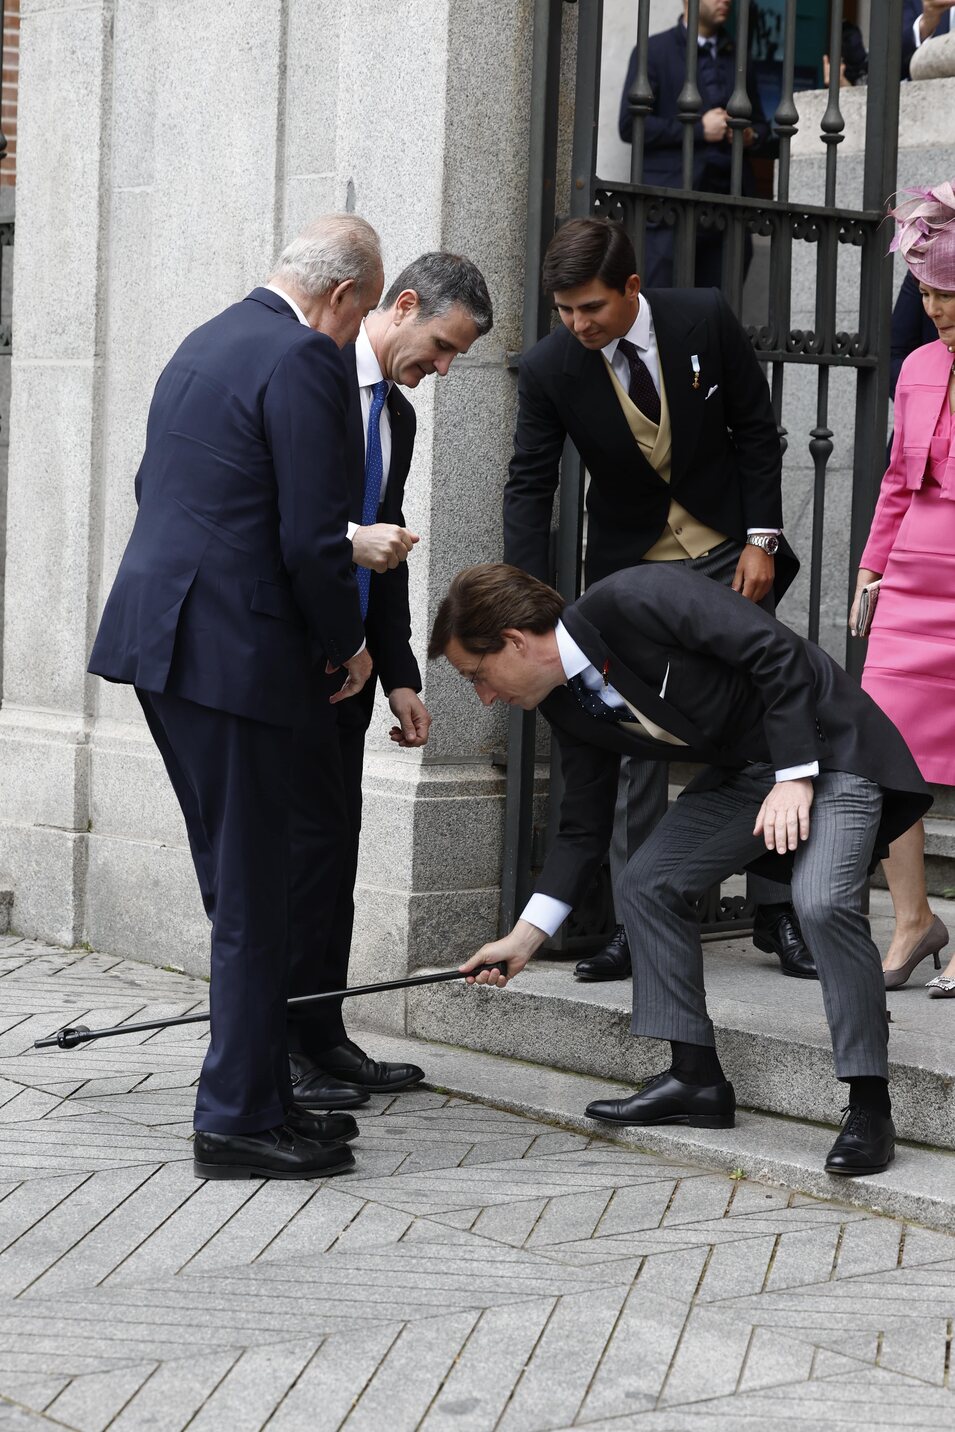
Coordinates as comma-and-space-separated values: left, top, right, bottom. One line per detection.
618, 22, 769, 193
902, 0, 951, 78
89, 288, 364, 727
341, 352, 421, 695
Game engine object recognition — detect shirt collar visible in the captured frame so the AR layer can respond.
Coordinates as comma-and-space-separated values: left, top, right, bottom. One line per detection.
355, 320, 390, 391
601, 294, 654, 367
264, 281, 310, 327
555, 619, 591, 682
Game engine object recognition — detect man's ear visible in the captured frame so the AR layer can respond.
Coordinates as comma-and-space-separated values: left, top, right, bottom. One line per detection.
501, 627, 527, 654
391, 289, 420, 324
330, 277, 357, 309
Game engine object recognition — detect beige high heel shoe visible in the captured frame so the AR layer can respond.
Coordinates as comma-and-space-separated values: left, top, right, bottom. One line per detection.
882, 915, 949, 990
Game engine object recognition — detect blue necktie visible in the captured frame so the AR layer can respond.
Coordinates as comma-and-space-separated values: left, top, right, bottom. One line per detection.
356, 379, 389, 619
568, 673, 628, 725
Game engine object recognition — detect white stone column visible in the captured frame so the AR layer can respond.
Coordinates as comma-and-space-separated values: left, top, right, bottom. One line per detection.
327, 0, 537, 1012
0, 0, 115, 943
0, 0, 549, 995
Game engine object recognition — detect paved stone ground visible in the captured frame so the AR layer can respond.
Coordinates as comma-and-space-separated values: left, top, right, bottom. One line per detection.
2, 935, 955, 1431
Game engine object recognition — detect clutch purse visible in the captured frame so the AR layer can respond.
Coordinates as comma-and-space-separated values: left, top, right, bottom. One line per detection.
855, 579, 882, 639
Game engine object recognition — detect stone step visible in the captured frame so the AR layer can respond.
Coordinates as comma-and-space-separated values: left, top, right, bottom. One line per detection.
363, 1026, 955, 1234
399, 889, 955, 1154
0, 879, 12, 935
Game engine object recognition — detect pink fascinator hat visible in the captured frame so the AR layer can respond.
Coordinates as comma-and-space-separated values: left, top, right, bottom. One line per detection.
888, 181, 955, 290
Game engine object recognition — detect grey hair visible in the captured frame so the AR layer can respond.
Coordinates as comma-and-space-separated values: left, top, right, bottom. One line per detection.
270, 215, 382, 299
381, 252, 493, 335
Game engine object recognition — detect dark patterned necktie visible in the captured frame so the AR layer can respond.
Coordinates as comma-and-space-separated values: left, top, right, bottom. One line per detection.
568, 674, 628, 724
616, 338, 661, 426
356, 379, 389, 618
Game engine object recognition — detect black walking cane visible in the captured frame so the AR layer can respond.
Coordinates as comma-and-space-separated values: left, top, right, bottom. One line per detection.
32, 962, 510, 1051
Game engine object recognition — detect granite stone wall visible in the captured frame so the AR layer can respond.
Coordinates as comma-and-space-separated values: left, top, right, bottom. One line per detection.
0, 0, 542, 979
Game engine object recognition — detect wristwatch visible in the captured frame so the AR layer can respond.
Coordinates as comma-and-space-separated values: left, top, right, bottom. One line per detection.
746, 533, 780, 556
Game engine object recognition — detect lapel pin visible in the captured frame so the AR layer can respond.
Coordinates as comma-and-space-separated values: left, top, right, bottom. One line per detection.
691, 354, 701, 389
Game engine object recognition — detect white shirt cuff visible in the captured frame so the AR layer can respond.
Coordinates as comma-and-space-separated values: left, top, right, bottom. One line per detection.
775, 761, 819, 782
746, 528, 781, 535
347, 521, 359, 542
914, 16, 923, 50
520, 893, 572, 938
347, 638, 367, 660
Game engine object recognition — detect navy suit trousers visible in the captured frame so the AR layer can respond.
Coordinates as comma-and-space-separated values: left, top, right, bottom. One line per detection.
137, 689, 296, 1134
286, 672, 375, 1055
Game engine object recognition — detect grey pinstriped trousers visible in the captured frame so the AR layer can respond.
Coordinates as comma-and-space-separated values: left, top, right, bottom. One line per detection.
617, 765, 889, 1079
609, 539, 791, 910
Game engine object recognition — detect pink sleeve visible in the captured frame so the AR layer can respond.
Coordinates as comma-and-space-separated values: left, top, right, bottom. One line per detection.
859, 407, 913, 573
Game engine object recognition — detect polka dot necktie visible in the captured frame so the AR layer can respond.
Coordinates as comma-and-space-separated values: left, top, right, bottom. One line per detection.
356, 379, 389, 619
568, 673, 628, 724
616, 338, 661, 426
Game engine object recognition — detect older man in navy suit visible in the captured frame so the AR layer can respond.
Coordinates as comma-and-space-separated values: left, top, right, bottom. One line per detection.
618, 0, 769, 288
89, 216, 384, 1180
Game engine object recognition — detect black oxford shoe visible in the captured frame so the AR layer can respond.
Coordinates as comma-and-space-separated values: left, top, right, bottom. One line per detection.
289, 1053, 370, 1110
753, 905, 819, 980
193, 1125, 355, 1180
586, 1069, 736, 1128
824, 1106, 896, 1177
284, 1104, 360, 1144
316, 1038, 425, 1093
575, 924, 632, 981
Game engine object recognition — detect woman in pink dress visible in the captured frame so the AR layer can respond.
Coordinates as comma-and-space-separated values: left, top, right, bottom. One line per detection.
850, 181, 955, 994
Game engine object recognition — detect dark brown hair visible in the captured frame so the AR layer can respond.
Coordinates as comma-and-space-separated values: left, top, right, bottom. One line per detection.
541, 217, 637, 295
428, 564, 565, 658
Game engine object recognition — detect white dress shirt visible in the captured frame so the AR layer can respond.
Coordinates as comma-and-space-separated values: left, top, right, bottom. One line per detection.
349, 321, 394, 539
519, 620, 817, 939
603, 297, 779, 540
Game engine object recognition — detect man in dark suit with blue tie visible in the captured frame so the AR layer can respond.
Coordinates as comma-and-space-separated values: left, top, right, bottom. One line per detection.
89, 216, 385, 1180
902, 0, 954, 78
286, 254, 494, 1109
618, 0, 769, 288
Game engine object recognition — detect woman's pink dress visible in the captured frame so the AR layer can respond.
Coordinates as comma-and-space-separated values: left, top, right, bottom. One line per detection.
861, 389, 955, 786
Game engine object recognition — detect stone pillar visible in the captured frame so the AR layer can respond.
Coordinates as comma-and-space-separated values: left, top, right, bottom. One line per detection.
0, 0, 548, 998
0, 0, 115, 943
331, 0, 536, 1015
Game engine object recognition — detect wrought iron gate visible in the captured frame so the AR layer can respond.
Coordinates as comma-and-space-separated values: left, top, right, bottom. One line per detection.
500, 0, 904, 946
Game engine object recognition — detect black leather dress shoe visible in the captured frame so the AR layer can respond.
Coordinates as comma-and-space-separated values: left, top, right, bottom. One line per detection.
586, 1070, 736, 1128
752, 905, 818, 980
193, 1126, 355, 1180
575, 924, 632, 981
284, 1104, 360, 1144
824, 1106, 896, 1176
316, 1038, 425, 1092
289, 1053, 370, 1110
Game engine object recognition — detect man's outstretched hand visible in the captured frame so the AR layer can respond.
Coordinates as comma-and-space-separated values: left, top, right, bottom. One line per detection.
754, 778, 814, 853
327, 647, 373, 703
459, 920, 548, 987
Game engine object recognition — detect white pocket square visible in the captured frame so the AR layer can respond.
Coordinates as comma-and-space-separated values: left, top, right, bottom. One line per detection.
705, 384, 719, 400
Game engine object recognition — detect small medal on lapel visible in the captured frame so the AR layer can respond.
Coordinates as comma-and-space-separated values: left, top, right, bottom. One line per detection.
602, 658, 611, 687
691, 354, 701, 390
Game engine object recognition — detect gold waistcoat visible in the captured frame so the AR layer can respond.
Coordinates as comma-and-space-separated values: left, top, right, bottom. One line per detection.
603, 355, 728, 561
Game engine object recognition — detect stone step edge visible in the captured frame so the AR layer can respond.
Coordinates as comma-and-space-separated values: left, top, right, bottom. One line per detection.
362, 1026, 955, 1235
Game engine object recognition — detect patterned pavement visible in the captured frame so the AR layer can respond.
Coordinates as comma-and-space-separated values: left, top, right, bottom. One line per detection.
1, 934, 955, 1431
